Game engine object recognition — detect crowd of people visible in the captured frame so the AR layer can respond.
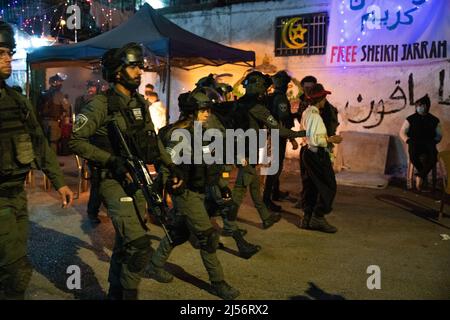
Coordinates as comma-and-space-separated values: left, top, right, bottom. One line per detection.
0, 19, 443, 300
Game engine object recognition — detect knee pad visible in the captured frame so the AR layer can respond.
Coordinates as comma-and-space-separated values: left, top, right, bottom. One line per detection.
196, 228, 220, 254
168, 215, 190, 246
125, 235, 152, 273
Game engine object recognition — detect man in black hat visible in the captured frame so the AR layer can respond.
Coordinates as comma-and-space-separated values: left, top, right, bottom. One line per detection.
299, 83, 342, 233
400, 94, 442, 191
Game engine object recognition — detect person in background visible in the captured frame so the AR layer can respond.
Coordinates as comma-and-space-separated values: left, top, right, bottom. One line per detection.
400, 94, 442, 191
146, 91, 167, 133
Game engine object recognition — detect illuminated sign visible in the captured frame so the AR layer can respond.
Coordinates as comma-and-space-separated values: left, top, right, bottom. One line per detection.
275, 12, 329, 56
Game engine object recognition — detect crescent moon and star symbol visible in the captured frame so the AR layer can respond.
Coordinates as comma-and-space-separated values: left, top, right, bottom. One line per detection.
282, 17, 308, 49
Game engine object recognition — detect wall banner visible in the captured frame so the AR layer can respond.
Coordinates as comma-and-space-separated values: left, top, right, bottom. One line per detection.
326, 0, 450, 67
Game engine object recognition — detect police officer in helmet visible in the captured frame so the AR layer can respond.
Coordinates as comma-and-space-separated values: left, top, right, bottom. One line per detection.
69, 42, 183, 300
0, 21, 74, 300
145, 88, 240, 300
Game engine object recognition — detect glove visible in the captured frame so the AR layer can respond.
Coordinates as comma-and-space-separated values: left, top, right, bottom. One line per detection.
294, 130, 306, 138
107, 156, 128, 179
166, 163, 185, 196
220, 186, 232, 201
167, 163, 184, 181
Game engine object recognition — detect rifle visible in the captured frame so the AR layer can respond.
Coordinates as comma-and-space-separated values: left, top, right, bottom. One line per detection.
109, 120, 173, 244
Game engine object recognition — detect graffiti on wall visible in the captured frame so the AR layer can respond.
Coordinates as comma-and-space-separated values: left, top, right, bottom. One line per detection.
346, 67, 449, 129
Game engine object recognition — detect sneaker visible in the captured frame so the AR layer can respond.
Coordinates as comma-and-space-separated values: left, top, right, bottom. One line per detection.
262, 213, 281, 229
143, 263, 173, 283
210, 281, 240, 300
309, 216, 337, 233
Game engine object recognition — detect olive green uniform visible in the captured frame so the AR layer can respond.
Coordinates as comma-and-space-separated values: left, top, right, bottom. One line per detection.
150, 125, 225, 283
231, 96, 304, 223
69, 88, 172, 292
0, 85, 66, 299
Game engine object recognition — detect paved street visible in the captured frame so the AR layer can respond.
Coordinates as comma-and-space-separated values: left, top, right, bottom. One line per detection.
21, 156, 450, 300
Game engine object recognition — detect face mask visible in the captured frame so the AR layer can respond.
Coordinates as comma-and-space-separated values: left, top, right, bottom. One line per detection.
416, 106, 425, 114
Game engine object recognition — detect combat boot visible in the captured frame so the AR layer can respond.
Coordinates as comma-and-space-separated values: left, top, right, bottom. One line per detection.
272, 191, 289, 201
262, 213, 281, 229
210, 281, 240, 300
300, 211, 312, 229
222, 227, 247, 237
107, 286, 123, 300
143, 262, 174, 283
122, 289, 138, 300
264, 198, 282, 212
309, 215, 337, 233
232, 231, 261, 259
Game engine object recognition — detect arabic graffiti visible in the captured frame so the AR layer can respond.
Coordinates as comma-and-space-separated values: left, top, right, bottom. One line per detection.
346, 69, 450, 129
347, 79, 407, 129
351, 0, 427, 32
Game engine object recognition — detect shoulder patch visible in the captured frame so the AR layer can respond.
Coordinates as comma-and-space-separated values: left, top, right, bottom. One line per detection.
279, 102, 288, 113
73, 114, 88, 132
267, 115, 278, 126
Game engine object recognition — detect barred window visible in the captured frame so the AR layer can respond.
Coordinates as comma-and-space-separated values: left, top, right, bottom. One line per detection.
275, 12, 329, 56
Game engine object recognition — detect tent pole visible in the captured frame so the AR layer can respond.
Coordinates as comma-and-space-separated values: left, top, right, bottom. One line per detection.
166, 56, 171, 124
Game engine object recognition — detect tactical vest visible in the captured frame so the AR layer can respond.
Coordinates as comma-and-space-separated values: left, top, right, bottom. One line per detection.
406, 113, 439, 142
269, 91, 294, 129
0, 88, 37, 177
92, 90, 161, 164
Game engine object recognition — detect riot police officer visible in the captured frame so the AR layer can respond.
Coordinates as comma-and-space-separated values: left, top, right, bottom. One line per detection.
144, 89, 240, 300
230, 71, 305, 229
194, 74, 260, 259
69, 42, 183, 300
37, 73, 71, 154
0, 21, 73, 300
263, 70, 299, 212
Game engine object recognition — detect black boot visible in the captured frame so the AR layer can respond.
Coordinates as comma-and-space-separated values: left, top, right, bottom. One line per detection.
272, 191, 290, 201
122, 289, 138, 300
262, 213, 282, 229
210, 281, 240, 300
264, 199, 282, 212
309, 214, 337, 233
300, 211, 312, 229
222, 227, 247, 237
107, 286, 123, 300
232, 231, 261, 259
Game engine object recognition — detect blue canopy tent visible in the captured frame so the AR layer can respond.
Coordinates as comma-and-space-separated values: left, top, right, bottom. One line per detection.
27, 3, 255, 115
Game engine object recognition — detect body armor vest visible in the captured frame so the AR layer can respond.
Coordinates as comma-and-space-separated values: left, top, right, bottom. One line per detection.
407, 113, 439, 142
0, 88, 36, 176
92, 90, 160, 164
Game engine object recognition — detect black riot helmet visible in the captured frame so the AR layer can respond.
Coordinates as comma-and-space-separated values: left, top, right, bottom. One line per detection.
272, 70, 291, 91
179, 88, 212, 117
195, 73, 233, 102
242, 71, 272, 96
0, 21, 15, 51
101, 42, 145, 90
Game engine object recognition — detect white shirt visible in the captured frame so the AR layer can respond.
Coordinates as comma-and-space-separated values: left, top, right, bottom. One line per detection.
148, 100, 167, 133
300, 105, 328, 148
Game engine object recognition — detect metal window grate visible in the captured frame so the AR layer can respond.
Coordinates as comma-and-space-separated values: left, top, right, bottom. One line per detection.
275, 12, 329, 57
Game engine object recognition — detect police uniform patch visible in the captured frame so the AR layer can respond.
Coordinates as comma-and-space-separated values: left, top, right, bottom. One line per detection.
73, 114, 88, 132
132, 108, 143, 120
279, 103, 288, 113
267, 115, 278, 126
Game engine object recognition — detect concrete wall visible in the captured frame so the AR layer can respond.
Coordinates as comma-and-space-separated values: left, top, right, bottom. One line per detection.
159, 0, 450, 176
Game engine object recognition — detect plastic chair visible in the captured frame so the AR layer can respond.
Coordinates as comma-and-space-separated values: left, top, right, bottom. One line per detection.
438, 150, 450, 221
